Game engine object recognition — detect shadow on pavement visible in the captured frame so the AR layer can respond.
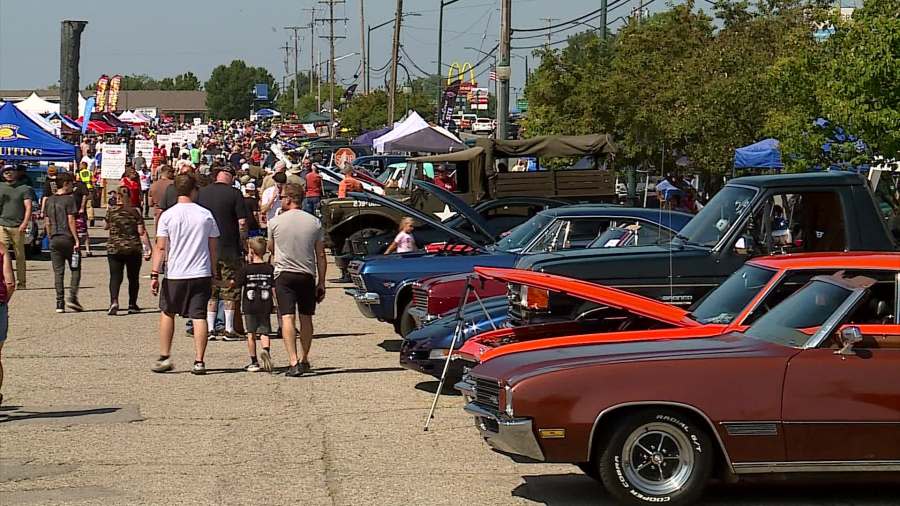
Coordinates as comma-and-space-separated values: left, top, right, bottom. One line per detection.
377, 339, 402, 352
512, 473, 900, 505
313, 332, 372, 339
415, 380, 461, 396
0, 407, 121, 424
304, 366, 405, 377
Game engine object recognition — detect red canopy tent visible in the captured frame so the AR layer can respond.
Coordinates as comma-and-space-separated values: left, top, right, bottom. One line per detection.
76, 117, 117, 134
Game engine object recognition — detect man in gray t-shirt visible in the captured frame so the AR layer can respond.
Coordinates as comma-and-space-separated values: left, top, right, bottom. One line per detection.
43, 173, 81, 312
267, 183, 327, 377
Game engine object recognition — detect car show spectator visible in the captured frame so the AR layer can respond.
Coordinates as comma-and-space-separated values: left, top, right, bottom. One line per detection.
43, 172, 82, 313
0, 164, 34, 288
104, 190, 151, 315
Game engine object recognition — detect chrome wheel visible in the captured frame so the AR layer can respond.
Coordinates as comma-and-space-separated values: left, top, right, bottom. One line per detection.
621, 422, 694, 495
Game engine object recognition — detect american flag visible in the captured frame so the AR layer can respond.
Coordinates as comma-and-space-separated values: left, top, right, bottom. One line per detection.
489, 68, 497, 81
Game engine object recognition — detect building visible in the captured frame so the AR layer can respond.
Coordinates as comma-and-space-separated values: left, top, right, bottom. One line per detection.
0, 89, 208, 121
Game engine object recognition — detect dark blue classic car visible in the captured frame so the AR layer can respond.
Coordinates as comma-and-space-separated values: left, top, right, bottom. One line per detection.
346, 192, 693, 335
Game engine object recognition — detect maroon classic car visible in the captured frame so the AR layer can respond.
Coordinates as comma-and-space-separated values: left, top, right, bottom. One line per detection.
458, 271, 900, 505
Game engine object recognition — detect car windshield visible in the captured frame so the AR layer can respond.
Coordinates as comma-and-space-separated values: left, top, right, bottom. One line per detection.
674, 185, 756, 247
491, 214, 553, 253
743, 280, 853, 348
690, 265, 776, 324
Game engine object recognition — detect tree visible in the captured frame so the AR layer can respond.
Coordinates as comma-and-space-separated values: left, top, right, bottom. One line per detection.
819, 0, 900, 156
118, 72, 202, 91
275, 74, 315, 115
340, 87, 433, 136
205, 60, 278, 120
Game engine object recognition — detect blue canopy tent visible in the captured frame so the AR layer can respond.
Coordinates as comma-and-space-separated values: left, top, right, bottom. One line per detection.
255, 108, 280, 118
44, 112, 82, 131
734, 138, 784, 170
353, 126, 391, 146
0, 102, 76, 161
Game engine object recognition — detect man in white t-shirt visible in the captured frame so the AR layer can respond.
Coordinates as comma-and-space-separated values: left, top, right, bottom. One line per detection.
150, 173, 220, 375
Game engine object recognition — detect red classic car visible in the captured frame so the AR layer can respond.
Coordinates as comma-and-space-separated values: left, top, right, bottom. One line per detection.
457, 267, 899, 505
457, 253, 900, 363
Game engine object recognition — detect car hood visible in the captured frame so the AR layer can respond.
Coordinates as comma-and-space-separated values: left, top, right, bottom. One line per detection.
472, 332, 794, 385
474, 266, 697, 328
414, 180, 494, 241
515, 243, 708, 271
349, 191, 483, 250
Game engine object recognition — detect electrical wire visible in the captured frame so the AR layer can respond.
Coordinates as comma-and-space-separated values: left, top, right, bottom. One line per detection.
400, 45, 435, 76
511, 0, 629, 40
512, 6, 609, 32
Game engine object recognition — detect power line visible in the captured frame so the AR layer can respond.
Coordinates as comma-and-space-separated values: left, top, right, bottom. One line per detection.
513, 6, 608, 32
510, 0, 629, 40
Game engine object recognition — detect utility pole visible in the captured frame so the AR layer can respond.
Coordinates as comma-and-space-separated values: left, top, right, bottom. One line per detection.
284, 26, 303, 110
387, 0, 403, 126
359, 0, 367, 94
280, 41, 291, 100
497, 0, 511, 140
436, 0, 461, 123
600, 0, 608, 39
540, 17, 557, 46
316, 0, 347, 138
302, 7, 318, 96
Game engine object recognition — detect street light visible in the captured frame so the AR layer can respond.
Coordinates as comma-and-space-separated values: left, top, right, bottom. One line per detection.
367, 12, 421, 94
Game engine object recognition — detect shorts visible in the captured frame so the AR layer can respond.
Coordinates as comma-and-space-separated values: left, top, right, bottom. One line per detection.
160, 277, 211, 319
275, 272, 317, 317
211, 257, 242, 302
244, 313, 272, 335
0, 303, 8, 343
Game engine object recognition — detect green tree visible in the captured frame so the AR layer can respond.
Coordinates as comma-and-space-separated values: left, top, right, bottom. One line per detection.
275, 74, 315, 115
205, 60, 278, 120
819, 0, 900, 156
339, 87, 433, 136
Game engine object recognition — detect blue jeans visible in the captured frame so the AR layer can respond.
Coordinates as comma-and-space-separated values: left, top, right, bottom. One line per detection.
303, 197, 320, 215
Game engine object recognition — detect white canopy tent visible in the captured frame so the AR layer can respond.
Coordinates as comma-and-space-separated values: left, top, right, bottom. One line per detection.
373, 110, 429, 153
15, 92, 59, 114
17, 107, 60, 136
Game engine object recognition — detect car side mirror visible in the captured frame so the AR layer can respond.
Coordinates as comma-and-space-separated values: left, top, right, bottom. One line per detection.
834, 326, 863, 356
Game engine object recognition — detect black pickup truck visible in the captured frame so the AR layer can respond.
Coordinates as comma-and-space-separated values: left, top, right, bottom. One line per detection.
510, 171, 899, 322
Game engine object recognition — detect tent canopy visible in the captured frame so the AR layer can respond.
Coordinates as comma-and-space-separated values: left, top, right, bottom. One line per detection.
487, 134, 617, 158
255, 108, 280, 118
301, 112, 331, 123
410, 146, 484, 163
734, 138, 784, 169
0, 102, 76, 161
76, 117, 117, 134
15, 92, 59, 114
374, 111, 429, 153
383, 126, 465, 153
353, 126, 391, 146
45, 112, 82, 132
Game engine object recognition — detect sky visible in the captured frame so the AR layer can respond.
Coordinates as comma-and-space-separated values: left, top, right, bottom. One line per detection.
0, 0, 662, 95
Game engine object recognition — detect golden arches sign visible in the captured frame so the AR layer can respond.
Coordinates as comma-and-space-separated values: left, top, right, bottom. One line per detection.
446, 62, 476, 85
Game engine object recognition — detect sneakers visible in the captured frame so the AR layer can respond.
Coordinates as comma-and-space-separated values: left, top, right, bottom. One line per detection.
55, 301, 65, 313
245, 362, 261, 373
285, 363, 303, 377
259, 349, 273, 373
191, 362, 207, 375
108, 303, 119, 316
127, 304, 141, 314
221, 331, 244, 341
151, 357, 173, 373
67, 298, 84, 312
299, 361, 312, 374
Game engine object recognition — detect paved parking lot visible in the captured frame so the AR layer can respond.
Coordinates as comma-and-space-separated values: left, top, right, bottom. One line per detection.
1, 234, 898, 505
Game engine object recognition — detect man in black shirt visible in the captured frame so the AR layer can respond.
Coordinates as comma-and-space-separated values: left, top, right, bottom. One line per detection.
43, 173, 82, 313
197, 165, 247, 339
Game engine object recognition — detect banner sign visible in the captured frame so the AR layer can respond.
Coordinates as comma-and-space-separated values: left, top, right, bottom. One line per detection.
95, 75, 109, 113
254, 84, 269, 101
81, 96, 96, 134
193, 117, 201, 126
134, 139, 154, 158
100, 143, 127, 179
343, 84, 358, 101
106, 75, 122, 112
156, 134, 172, 151
134, 107, 157, 118
439, 79, 461, 127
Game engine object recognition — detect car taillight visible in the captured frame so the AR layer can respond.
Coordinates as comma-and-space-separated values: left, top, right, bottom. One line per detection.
520, 286, 549, 311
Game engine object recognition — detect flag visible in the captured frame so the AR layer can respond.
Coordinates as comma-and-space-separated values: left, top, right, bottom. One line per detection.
81, 97, 96, 134
107, 75, 122, 112
95, 75, 109, 112
489, 68, 497, 81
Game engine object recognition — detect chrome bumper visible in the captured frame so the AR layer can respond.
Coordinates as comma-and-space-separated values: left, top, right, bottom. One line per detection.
463, 402, 545, 462
344, 288, 380, 305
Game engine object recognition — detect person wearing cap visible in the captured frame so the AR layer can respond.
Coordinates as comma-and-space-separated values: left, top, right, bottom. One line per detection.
40, 165, 60, 215
0, 164, 34, 288
337, 162, 363, 198
243, 183, 263, 238
261, 160, 303, 193
197, 165, 248, 340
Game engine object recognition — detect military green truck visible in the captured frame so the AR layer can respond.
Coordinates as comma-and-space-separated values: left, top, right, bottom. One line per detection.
319, 134, 619, 276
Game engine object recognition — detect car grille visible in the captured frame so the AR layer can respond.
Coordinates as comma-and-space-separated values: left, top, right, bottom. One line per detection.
412, 284, 428, 313
350, 274, 366, 292
350, 237, 367, 256
473, 376, 500, 412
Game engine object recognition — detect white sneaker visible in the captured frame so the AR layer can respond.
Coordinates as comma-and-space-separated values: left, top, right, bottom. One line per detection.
259, 349, 273, 373
245, 362, 261, 373
191, 362, 207, 375
151, 357, 173, 373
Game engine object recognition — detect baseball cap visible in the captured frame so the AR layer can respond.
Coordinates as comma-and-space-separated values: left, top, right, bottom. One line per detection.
215, 165, 236, 175
245, 182, 257, 191
241, 163, 250, 171
1, 164, 15, 173
273, 172, 287, 184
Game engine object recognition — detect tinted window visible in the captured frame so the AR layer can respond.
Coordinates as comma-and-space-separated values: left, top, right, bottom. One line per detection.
675, 185, 756, 247
691, 265, 776, 324
745, 280, 853, 348
493, 214, 553, 253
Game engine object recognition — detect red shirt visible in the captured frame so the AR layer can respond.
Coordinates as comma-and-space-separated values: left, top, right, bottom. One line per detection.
305, 171, 323, 197
120, 177, 141, 207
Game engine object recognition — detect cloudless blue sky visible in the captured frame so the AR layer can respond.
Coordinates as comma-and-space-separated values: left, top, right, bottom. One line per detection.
0, 0, 662, 93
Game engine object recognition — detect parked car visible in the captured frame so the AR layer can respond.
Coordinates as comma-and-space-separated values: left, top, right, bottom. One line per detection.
402, 252, 899, 383
352, 155, 408, 178
472, 117, 494, 134
348, 199, 692, 336
458, 269, 899, 504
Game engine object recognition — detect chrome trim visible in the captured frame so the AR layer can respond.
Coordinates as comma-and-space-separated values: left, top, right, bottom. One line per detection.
804, 287, 868, 349
392, 279, 420, 320
722, 422, 779, 437
464, 402, 545, 462
587, 401, 735, 475
408, 306, 436, 327
732, 460, 900, 474
345, 289, 380, 305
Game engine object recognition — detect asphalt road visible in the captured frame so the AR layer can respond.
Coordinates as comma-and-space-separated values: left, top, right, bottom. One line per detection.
1, 225, 898, 505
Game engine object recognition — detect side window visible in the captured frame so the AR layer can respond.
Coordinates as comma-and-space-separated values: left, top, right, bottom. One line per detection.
735, 192, 847, 257
561, 218, 611, 250
743, 270, 837, 325
529, 220, 567, 253
845, 271, 897, 325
